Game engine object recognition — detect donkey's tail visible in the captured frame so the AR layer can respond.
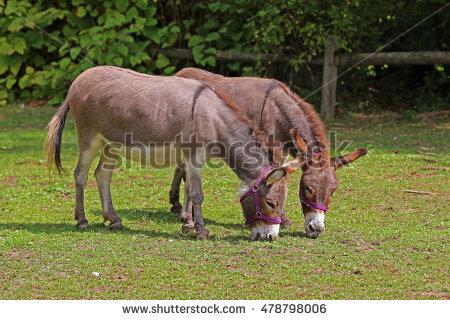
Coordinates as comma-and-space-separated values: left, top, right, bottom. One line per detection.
43, 99, 70, 174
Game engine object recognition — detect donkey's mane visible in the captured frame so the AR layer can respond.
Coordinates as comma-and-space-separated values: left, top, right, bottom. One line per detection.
275, 81, 329, 159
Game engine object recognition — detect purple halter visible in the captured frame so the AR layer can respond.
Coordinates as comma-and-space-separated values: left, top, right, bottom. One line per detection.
299, 177, 329, 211
240, 166, 282, 225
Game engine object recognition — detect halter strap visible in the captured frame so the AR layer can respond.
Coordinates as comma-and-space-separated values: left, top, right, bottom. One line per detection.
240, 166, 282, 225
299, 177, 328, 211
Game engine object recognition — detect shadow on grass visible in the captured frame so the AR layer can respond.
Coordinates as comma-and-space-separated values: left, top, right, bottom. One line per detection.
108, 208, 309, 240
284, 230, 310, 239
0, 207, 305, 242
0, 206, 245, 242
0, 222, 175, 239
0, 221, 255, 242
90, 208, 243, 230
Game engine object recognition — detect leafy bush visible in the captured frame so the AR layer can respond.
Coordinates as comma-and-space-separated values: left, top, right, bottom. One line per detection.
0, 0, 183, 105
0, 0, 448, 111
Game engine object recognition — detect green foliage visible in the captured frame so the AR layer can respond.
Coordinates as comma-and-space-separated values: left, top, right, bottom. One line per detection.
404, 109, 417, 120
0, 0, 181, 106
0, 0, 448, 109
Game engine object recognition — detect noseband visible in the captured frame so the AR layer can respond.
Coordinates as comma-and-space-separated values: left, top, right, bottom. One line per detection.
299, 177, 328, 211
240, 166, 282, 225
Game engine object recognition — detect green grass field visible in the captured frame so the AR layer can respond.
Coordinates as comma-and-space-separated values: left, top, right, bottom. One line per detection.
0, 105, 448, 299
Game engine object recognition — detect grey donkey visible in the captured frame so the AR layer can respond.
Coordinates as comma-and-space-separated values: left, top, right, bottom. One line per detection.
44, 66, 302, 241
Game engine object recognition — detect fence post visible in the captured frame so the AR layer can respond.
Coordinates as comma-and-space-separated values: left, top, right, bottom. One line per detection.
320, 36, 337, 118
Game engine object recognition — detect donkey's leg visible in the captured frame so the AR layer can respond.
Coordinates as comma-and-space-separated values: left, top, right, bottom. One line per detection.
169, 165, 185, 213
74, 138, 102, 229
94, 144, 122, 230
180, 181, 195, 233
185, 161, 209, 240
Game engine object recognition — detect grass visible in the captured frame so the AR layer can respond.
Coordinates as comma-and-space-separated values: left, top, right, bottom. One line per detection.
0, 105, 448, 299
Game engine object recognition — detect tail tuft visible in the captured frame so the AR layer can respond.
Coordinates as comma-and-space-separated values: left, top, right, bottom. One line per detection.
43, 100, 70, 174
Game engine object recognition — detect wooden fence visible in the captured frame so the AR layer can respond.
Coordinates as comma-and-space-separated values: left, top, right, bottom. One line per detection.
152, 40, 450, 118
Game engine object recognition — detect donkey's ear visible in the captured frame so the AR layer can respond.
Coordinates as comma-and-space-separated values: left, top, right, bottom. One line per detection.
332, 148, 367, 169
289, 128, 308, 154
282, 158, 303, 174
264, 167, 287, 186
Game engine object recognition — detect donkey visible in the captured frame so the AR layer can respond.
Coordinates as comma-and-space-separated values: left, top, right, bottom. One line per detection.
170, 68, 367, 238
44, 66, 301, 241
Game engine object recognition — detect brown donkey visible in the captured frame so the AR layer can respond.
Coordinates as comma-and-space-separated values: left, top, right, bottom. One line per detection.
171, 68, 367, 238
44, 66, 301, 241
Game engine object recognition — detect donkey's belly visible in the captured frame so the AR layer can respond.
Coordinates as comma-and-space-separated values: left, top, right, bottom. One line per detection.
102, 135, 183, 168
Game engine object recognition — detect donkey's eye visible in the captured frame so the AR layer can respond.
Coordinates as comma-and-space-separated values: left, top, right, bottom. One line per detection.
305, 185, 313, 194
265, 200, 276, 209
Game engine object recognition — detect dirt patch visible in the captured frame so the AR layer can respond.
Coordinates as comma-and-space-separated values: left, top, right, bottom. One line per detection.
108, 179, 128, 185
51, 270, 69, 278
16, 160, 44, 166
89, 287, 107, 294
409, 171, 441, 178
115, 274, 142, 281
1, 176, 19, 188
410, 291, 449, 299
1, 248, 42, 273
57, 191, 73, 199
224, 257, 245, 271
65, 181, 97, 189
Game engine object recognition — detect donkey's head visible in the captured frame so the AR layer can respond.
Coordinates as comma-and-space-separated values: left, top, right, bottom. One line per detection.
240, 164, 300, 241
289, 129, 367, 238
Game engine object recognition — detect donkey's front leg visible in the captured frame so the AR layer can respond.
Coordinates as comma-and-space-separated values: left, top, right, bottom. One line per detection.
180, 182, 194, 233
185, 162, 209, 240
94, 144, 122, 230
179, 160, 195, 233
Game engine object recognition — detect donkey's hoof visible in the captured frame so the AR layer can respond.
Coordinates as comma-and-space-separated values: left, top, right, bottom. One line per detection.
170, 204, 182, 214
107, 220, 123, 230
182, 223, 195, 233
281, 218, 292, 230
76, 221, 88, 230
196, 232, 210, 240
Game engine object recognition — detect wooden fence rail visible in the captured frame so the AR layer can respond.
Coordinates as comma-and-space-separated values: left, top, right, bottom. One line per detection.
151, 45, 450, 118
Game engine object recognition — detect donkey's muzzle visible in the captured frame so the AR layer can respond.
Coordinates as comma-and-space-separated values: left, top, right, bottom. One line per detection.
306, 223, 324, 239
304, 211, 325, 239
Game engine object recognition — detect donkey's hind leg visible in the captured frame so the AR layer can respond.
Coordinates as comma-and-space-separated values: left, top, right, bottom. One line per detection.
94, 144, 122, 230
74, 136, 103, 229
169, 165, 186, 213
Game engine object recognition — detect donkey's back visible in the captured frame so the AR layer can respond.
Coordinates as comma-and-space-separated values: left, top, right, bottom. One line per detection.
176, 67, 278, 121
67, 66, 215, 144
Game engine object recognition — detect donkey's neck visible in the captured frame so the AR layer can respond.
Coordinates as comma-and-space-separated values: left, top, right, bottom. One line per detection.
275, 96, 327, 157
213, 126, 271, 185
207, 96, 273, 185
229, 143, 270, 185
